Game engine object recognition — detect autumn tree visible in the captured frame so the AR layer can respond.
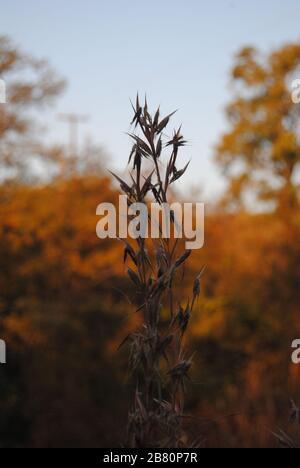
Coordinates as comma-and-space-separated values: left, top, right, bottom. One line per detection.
216, 44, 300, 210
0, 35, 65, 181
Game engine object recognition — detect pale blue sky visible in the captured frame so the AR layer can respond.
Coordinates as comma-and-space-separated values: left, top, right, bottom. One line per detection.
2, 0, 300, 198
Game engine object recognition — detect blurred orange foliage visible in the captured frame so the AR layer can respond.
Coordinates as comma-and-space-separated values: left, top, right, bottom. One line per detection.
0, 176, 300, 447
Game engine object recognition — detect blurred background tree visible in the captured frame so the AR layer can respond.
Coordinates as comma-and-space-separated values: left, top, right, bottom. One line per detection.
216, 44, 300, 211
0, 35, 66, 181
0, 36, 107, 183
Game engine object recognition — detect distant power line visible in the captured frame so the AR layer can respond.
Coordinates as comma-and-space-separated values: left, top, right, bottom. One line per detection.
57, 113, 89, 157
57, 113, 89, 176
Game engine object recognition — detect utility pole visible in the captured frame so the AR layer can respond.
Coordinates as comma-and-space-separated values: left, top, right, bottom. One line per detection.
57, 113, 89, 176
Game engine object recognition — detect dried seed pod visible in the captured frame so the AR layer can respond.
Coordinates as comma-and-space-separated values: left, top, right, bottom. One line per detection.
175, 249, 192, 268
130, 94, 142, 127
193, 277, 200, 300
169, 360, 191, 378
157, 111, 176, 134
170, 161, 190, 184
127, 267, 141, 287
109, 170, 132, 196
290, 399, 300, 425
192, 265, 206, 301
